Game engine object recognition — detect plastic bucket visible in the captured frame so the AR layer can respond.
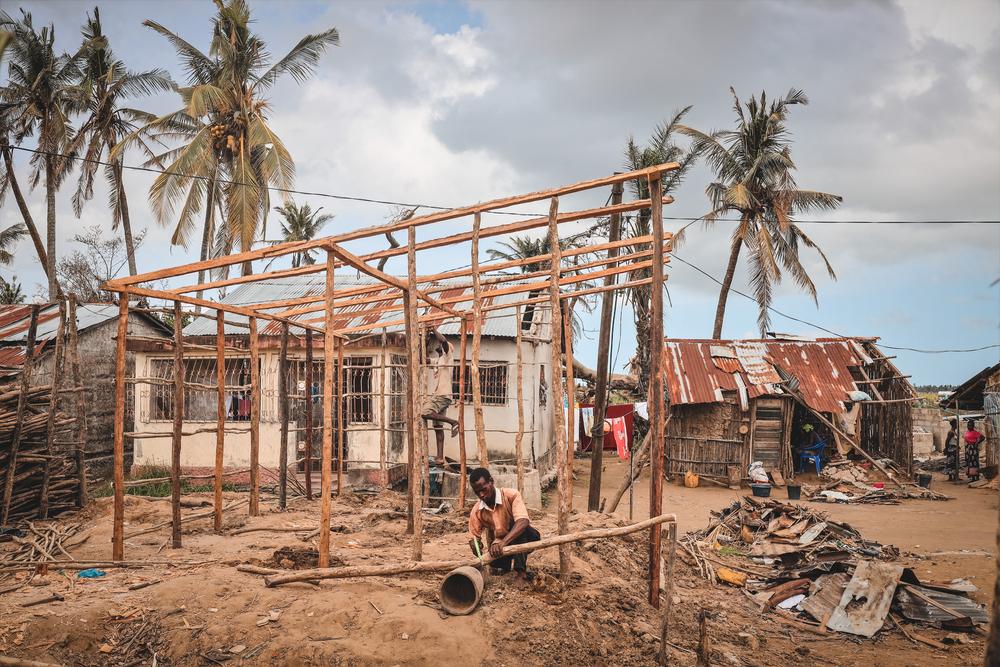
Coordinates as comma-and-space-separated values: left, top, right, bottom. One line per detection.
439, 566, 484, 615
917, 473, 932, 488
750, 484, 771, 498
786, 484, 801, 500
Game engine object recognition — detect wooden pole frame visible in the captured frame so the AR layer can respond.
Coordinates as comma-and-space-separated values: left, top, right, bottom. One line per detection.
470, 212, 488, 467
647, 174, 666, 607
404, 225, 424, 560
319, 252, 335, 567
214, 309, 226, 532
304, 328, 314, 500
278, 322, 290, 509
67, 295, 89, 508
457, 316, 468, 508
39, 299, 66, 519
563, 309, 576, 509
112, 297, 128, 560
2, 305, 40, 525
336, 337, 344, 496
171, 300, 184, 548
378, 328, 388, 488
514, 305, 525, 495
248, 315, 261, 517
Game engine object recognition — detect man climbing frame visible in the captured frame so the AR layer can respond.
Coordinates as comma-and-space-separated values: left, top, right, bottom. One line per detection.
467, 467, 540, 580
422, 325, 460, 465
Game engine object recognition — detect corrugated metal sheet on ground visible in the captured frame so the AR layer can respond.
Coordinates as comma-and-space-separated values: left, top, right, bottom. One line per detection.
183, 275, 533, 339
663, 338, 877, 414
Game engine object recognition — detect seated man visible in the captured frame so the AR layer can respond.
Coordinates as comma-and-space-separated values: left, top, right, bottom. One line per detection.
467, 467, 540, 580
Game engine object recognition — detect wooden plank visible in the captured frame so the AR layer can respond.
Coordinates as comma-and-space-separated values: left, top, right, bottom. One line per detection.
107, 165, 679, 288
67, 295, 88, 508
39, 300, 66, 518
589, 179, 623, 511
546, 197, 571, 577
404, 226, 423, 560
2, 305, 39, 525
304, 329, 314, 500
470, 212, 488, 467
278, 322, 289, 509
112, 298, 128, 560
457, 317, 468, 507
248, 316, 260, 517
319, 252, 335, 567
647, 173, 666, 607
214, 310, 225, 532
171, 301, 184, 548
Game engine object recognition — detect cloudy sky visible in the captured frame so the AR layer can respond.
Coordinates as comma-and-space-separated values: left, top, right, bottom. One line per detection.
2, 0, 998, 384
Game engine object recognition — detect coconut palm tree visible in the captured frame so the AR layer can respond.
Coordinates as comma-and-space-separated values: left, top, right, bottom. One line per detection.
0, 222, 25, 265
619, 107, 697, 390
70, 7, 173, 277
274, 202, 333, 267
678, 88, 841, 337
0, 9, 86, 299
0, 275, 25, 304
120, 0, 338, 279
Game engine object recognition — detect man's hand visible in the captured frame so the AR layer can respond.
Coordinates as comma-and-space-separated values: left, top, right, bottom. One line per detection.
489, 541, 504, 558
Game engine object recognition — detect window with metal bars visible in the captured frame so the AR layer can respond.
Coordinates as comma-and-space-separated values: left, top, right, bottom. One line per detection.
344, 356, 374, 424
452, 361, 509, 405
145, 357, 257, 422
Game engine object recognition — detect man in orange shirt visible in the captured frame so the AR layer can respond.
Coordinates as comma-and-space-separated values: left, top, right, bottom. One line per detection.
467, 467, 540, 579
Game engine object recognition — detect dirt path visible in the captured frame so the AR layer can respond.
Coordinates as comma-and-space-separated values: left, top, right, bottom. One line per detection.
0, 459, 995, 666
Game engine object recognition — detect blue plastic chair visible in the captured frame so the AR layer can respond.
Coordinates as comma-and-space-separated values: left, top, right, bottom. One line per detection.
799, 439, 827, 474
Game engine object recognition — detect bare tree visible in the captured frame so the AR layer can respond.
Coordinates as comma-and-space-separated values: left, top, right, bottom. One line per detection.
54, 225, 145, 302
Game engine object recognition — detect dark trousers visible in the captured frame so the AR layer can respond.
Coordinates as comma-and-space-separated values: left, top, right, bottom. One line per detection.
491, 526, 541, 572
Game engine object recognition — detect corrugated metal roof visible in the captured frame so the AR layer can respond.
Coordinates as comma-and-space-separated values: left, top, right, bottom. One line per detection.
183, 275, 537, 338
663, 337, 889, 414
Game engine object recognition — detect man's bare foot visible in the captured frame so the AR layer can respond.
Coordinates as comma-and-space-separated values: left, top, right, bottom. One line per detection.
435, 456, 445, 466
451, 423, 460, 437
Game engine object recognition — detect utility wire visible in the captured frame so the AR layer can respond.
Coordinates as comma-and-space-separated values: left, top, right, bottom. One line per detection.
5, 144, 1000, 225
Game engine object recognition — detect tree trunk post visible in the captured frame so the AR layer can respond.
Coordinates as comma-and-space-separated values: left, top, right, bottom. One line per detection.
336, 338, 344, 496
545, 197, 571, 577
39, 299, 65, 518
470, 212, 488, 466
68, 295, 89, 508
112, 296, 128, 560
319, 252, 335, 567
278, 322, 290, 509
248, 315, 260, 516
659, 522, 678, 665
45, 156, 58, 300
514, 305, 525, 495
711, 231, 743, 339
1, 305, 39, 525
457, 316, 468, 508
214, 309, 225, 532
379, 328, 388, 488
404, 225, 423, 560
563, 310, 576, 511
589, 179, 623, 511
304, 329, 314, 500
171, 300, 184, 548
647, 173, 666, 607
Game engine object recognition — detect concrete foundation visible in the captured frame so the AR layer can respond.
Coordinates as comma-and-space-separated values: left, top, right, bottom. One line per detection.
439, 464, 542, 509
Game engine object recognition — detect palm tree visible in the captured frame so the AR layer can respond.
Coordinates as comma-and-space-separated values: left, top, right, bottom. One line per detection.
0, 222, 25, 265
0, 9, 86, 299
0, 275, 25, 304
119, 0, 338, 280
679, 88, 841, 337
274, 202, 333, 267
70, 7, 172, 277
620, 108, 697, 390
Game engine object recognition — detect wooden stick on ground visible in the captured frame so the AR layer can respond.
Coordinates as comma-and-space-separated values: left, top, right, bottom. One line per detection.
265, 512, 677, 587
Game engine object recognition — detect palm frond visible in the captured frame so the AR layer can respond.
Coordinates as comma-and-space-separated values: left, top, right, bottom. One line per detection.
254, 28, 339, 89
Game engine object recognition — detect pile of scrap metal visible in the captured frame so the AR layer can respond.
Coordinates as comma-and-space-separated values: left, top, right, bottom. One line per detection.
804, 459, 950, 504
681, 497, 987, 642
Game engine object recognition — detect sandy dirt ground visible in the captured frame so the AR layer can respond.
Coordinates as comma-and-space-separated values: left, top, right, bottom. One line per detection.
0, 456, 995, 666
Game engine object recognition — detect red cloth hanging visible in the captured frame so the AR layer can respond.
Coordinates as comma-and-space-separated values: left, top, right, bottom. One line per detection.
610, 416, 629, 460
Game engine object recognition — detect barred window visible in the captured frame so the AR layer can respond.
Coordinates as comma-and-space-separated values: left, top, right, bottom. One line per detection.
344, 356, 373, 424
452, 361, 509, 406
146, 357, 256, 422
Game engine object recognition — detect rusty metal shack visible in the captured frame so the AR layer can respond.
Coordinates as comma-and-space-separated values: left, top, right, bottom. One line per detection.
661, 336, 916, 481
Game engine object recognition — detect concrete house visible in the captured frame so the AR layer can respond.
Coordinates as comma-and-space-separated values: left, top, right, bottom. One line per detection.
129, 276, 558, 486
0, 303, 170, 478
661, 336, 916, 480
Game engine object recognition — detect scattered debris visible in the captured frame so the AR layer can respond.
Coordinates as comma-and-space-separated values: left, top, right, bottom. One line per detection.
806, 459, 951, 503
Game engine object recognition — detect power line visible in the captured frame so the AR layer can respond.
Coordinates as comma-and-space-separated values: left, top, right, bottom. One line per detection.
668, 252, 1000, 355
5, 144, 1000, 225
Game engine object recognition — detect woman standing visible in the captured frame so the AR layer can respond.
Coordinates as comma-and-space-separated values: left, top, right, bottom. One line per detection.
965, 420, 984, 481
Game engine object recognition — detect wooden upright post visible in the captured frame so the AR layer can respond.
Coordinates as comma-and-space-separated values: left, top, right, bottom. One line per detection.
514, 305, 525, 495
112, 297, 128, 560
336, 338, 344, 496
39, 299, 66, 518
319, 252, 335, 567
545, 197, 571, 576
2, 305, 39, 525
171, 300, 185, 548
248, 316, 261, 517
589, 179, 623, 511
214, 309, 225, 532
304, 329, 314, 500
470, 212, 488, 466
563, 312, 576, 511
378, 328, 388, 488
278, 323, 290, 509
647, 173, 666, 607
404, 225, 424, 560
68, 295, 89, 508
457, 317, 469, 507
